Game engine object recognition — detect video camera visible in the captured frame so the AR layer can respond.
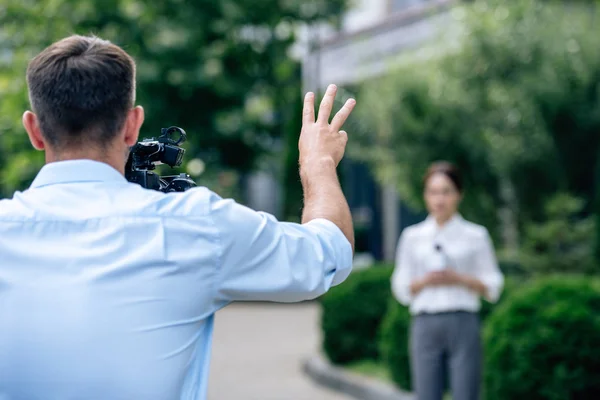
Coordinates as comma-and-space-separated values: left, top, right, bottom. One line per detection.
125, 126, 197, 192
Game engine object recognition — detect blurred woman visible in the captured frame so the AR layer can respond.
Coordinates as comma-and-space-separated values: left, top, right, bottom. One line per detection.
391, 161, 504, 400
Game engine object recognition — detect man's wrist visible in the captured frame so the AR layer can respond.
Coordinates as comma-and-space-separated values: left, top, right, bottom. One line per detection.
299, 156, 337, 182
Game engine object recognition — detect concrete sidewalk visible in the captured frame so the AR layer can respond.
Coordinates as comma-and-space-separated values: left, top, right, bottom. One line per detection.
207, 301, 352, 400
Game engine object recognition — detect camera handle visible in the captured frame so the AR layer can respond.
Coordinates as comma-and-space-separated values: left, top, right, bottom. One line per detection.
160, 173, 197, 192
125, 169, 162, 191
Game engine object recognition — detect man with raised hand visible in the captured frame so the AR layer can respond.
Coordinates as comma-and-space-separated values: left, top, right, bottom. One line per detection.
0, 35, 356, 400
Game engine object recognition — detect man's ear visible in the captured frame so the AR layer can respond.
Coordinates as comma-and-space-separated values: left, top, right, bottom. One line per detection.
22, 111, 46, 151
124, 106, 144, 147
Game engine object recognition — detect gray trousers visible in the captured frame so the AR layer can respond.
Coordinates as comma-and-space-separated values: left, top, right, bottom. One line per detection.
410, 311, 482, 400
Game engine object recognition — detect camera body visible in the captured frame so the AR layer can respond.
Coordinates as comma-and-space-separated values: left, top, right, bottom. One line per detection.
125, 126, 197, 192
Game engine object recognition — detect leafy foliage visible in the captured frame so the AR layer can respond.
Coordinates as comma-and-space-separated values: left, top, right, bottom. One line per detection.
352, 0, 600, 246
378, 299, 412, 391
483, 276, 600, 400
320, 265, 394, 364
281, 74, 303, 221
0, 0, 348, 197
520, 193, 597, 274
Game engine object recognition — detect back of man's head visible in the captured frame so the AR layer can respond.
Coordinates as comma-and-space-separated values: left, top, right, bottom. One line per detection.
26, 35, 136, 150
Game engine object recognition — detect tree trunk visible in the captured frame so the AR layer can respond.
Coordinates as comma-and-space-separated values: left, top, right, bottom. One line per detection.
498, 176, 519, 260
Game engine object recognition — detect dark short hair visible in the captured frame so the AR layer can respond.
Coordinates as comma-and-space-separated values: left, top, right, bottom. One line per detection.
26, 35, 136, 149
424, 161, 463, 193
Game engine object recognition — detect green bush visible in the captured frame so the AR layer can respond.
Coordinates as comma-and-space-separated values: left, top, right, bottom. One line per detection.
378, 299, 412, 391
484, 276, 600, 400
320, 264, 394, 364
379, 275, 521, 392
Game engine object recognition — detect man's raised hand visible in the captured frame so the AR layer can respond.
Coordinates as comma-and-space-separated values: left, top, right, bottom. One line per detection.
299, 84, 356, 169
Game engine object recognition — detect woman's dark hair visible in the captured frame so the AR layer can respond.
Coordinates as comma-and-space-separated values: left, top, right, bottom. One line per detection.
423, 161, 463, 193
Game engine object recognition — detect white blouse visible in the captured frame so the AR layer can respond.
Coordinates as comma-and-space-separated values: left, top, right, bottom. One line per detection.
391, 214, 504, 315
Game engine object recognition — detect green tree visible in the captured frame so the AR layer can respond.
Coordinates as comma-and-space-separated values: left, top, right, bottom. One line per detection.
353, 0, 600, 250
281, 69, 304, 221
520, 193, 597, 274
0, 0, 348, 198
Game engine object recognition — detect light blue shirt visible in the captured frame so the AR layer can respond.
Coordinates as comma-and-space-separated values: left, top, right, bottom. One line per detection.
0, 160, 352, 400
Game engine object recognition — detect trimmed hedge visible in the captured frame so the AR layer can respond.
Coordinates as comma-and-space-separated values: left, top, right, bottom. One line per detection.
378, 299, 412, 390
379, 276, 521, 392
483, 276, 600, 400
320, 264, 394, 364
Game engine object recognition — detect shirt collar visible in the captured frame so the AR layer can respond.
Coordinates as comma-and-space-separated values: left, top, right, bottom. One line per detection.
30, 159, 127, 189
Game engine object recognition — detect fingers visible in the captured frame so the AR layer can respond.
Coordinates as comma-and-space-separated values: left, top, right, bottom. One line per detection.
302, 92, 315, 125
339, 130, 348, 143
330, 98, 356, 132
427, 271, 446, 285
306, 84, 356, 131
316, 84, 337, 125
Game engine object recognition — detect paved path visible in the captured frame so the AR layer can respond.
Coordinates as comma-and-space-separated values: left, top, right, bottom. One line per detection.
207, 301, 352, 400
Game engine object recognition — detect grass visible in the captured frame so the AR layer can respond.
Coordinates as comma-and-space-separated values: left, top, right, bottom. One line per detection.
346, 360, 393, 383
347, 360, 451, 400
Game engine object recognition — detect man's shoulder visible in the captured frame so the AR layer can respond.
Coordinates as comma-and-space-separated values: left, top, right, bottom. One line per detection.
0, 193, 35, 220
0, 184, 222, 221
145, 186, 220, 218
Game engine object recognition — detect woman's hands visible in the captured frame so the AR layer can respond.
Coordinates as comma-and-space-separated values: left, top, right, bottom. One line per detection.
410, 269, 488, 297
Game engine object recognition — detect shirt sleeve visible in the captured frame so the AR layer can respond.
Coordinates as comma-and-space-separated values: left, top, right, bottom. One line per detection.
208, 192, 353, 303
474, 229, 504, 303
391, 229, 413, 306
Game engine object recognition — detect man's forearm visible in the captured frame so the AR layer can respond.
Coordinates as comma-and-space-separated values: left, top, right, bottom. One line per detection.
300, 157, 355, 252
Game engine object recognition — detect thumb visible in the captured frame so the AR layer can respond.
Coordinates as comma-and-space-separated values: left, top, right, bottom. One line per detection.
339, 130, 348, 142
